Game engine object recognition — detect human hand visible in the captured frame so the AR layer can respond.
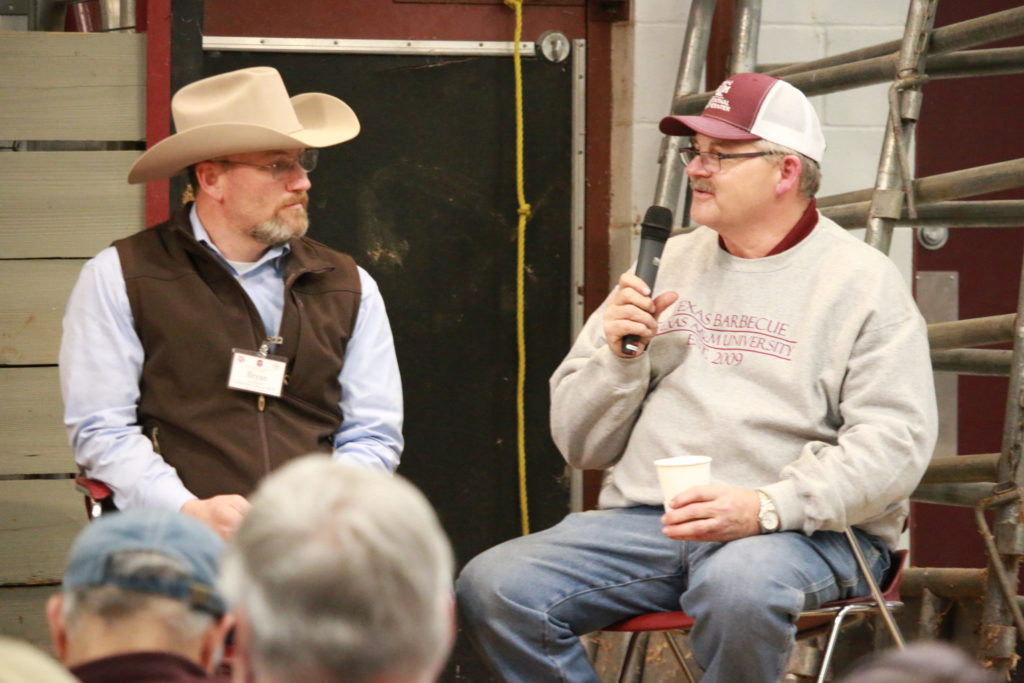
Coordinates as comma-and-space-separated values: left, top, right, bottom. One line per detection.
660, 485, 760, 542
181, 495, 251, 539
604, 272, 678, 358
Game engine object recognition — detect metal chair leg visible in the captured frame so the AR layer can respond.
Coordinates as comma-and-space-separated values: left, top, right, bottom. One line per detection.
815, 604, 857, 683
617, 631, 647, 683
662, 632, 701, 683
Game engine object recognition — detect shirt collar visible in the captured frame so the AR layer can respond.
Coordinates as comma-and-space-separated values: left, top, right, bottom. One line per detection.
716, 199, 818, 257
188, 203, 290, 270
70, 651, 212, 682
765, 198, 818, 256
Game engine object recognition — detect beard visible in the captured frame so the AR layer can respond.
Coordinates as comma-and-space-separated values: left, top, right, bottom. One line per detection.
250, 195, 309, 246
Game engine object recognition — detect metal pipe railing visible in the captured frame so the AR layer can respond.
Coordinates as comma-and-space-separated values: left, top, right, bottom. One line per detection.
863, 0, 935, 254
928, 314, 1016, 350
760, 47, 1024, 100
921, 454, 1001, 484
823, 200, 1024, 229
766, 5, 1024, 78
918, 589, 946, 640
931, 350, 1012, 376
901, 567, 987, 599
977, 488, 1024, 666
925, 5, 1024, 55
819, 158, 1024, 209
977, 246, 1024, 674
727, 0, 761, 75
928, 47, 1024, 80
913, 483, 998, 508
669, 0, 718, 110
651, 0, 717, 217
673, 9, 1024, 114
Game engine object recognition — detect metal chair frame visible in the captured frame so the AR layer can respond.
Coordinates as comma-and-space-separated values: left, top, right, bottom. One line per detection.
602, 543, 907, 683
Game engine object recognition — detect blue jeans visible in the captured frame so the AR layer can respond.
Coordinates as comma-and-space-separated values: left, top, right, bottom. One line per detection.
456, 506, 890, 683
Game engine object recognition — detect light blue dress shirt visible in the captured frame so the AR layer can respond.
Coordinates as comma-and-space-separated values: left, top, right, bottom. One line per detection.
59, 206, 403, 511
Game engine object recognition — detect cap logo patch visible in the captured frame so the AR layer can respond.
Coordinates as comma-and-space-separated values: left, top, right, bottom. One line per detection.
706, 79, 734, 112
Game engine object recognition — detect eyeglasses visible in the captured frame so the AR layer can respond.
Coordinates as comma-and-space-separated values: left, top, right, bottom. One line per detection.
213, 149, 319, 180
678, 147, 773, 173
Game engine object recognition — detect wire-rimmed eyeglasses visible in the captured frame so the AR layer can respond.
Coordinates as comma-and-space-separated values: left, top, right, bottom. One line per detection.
678, 146, 772, 173
213, 148, 319, 180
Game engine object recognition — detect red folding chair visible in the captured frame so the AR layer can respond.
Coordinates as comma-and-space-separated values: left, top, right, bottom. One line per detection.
602, 536, 907, 683
74, 474, 116, 519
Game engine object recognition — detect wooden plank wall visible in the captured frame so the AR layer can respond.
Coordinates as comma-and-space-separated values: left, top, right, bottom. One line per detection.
0, 32, 145, 140
0, 29, 145, 648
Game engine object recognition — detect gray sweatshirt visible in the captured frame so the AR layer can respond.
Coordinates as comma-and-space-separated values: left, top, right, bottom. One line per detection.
550, 215, 937, 548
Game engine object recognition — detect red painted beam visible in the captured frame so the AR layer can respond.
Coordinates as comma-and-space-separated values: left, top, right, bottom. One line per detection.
142, 0, 172, 226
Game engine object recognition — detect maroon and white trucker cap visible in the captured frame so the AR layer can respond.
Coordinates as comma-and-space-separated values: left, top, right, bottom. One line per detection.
660, 72, 825, 163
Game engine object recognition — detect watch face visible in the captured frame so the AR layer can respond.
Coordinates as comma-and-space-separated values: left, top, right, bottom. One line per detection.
757, 491, 779, 533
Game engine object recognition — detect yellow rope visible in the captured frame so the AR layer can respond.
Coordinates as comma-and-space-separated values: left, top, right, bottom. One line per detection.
505, 0, 531, 536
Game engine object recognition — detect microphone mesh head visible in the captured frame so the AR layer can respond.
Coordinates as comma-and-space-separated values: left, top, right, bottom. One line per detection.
641, 205, 673, 240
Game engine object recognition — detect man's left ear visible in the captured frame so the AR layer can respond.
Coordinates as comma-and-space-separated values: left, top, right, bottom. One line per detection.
775, 155, 802, 197
200, 612, 236, 674
45, 594, 68, 663
225, 612, 254, 683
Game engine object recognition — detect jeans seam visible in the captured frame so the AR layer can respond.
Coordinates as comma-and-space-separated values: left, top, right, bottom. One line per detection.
540, 571, 687, 682
545, 570, 687, 616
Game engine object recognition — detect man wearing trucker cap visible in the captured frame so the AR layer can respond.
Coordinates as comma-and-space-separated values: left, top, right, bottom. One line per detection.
457, 73, 937, 681
45, 510, 232, 681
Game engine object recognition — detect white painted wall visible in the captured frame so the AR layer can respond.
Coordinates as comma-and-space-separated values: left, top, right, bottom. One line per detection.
611, 0, 914, 287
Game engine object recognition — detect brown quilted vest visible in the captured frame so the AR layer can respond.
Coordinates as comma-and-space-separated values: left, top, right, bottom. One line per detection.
115, 207, 361, 498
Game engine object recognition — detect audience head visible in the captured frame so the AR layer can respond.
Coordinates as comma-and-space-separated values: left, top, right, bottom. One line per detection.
46, 509, 230, 671
838, 641, 999, 683
0, 636, 78, 683
220, 456, 456, 683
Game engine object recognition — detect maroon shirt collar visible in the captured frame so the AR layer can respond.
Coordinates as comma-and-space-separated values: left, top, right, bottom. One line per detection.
718, 199, 818, 256
71, 651, 220, 683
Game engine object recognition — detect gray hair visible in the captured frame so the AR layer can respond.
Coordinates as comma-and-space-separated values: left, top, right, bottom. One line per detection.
753, 139, 821, 198
220, 456, 455, 683
838, 641, 999, 683
62, 551, 215, 646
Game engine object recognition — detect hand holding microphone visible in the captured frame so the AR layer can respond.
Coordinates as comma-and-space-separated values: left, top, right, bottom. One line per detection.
605, 206, 676, 357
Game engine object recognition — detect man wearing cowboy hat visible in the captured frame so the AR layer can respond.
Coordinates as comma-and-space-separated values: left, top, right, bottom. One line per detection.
457, 73, 937, 682
59, 66, 403, 538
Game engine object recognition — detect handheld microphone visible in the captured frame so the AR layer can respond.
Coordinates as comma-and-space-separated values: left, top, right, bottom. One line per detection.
622, 205, 672, 356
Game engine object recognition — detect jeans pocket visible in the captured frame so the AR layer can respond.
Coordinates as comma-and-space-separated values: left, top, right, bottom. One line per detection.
850, 536, 890, 595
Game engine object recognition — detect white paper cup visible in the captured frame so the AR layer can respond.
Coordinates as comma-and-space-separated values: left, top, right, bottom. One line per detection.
654, 455, 711, 509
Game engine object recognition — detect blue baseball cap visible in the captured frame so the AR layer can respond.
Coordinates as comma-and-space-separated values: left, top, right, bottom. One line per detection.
62, 509, 227, 617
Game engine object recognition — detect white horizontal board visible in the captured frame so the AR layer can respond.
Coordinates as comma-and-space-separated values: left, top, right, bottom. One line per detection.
0, 151, 143, 258
0, 260, 84, 365
0, 479, 85, 586
0, 31, 145, 140
0, 367, 73, 476
0, 585, 56, 649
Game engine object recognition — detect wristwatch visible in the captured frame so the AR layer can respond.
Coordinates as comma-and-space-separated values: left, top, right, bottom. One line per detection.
756, 490, 780, 534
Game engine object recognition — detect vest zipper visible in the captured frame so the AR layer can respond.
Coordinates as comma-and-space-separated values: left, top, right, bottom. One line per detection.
257, 394, 271, 474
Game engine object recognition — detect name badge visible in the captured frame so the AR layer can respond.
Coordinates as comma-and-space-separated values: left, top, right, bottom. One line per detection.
228, 349, 287, 397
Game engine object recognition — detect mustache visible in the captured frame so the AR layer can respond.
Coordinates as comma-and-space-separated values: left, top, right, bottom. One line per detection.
690, 180, 713, 193
280, 192, 309, 210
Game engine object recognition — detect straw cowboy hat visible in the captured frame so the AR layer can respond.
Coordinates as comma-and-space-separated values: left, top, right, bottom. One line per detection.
127, 66, 360, 184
